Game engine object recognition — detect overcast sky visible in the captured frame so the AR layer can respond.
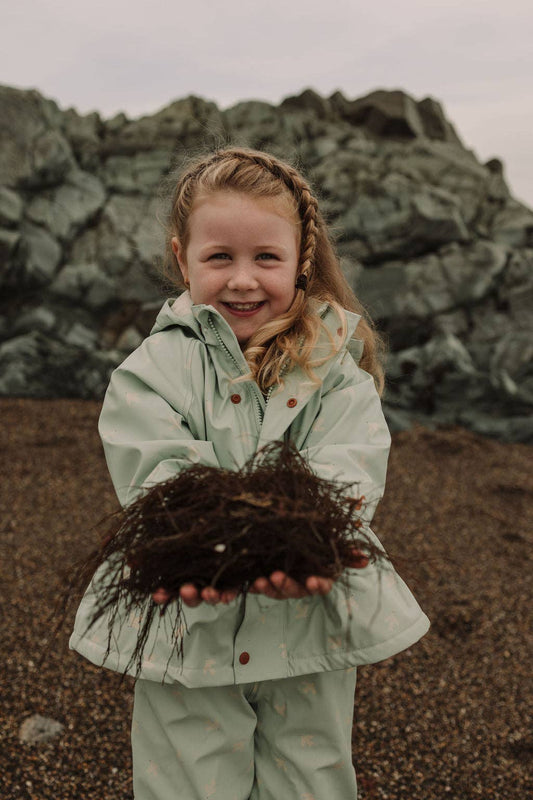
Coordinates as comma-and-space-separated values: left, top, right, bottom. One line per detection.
3, 0, 532, 206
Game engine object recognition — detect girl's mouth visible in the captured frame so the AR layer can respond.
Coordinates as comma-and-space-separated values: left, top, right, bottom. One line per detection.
222, 301, 266, 317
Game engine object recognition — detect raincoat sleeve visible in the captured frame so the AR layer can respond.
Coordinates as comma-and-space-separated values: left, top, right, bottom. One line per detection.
98, 344, 220, 507
294, 348, 431, 658
298, 348, 391, 534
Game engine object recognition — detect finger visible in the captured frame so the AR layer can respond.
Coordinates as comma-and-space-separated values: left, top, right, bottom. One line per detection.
152, 588, 171, 605
201, 586, 221, 605
270, 571, 306, 598
306, 575, 334, 595
220, 589, 239, 603
252, 576, 280, 599
179, 583, 201, 607
251, 577, 273, 595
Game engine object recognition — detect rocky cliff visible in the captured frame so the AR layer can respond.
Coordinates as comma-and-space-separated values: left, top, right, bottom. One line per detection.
1, 85, 532, 441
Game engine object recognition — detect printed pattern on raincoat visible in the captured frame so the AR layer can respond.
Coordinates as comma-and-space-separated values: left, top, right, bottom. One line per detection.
70, 292, 430, 687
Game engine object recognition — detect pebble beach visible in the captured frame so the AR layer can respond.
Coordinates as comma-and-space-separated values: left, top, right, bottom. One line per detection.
1, 398, 531, 799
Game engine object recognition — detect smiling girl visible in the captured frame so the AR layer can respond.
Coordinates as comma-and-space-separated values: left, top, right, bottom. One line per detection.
70, 146, 430, 799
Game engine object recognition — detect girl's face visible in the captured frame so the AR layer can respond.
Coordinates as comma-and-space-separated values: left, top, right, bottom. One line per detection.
172, 191, 300, 347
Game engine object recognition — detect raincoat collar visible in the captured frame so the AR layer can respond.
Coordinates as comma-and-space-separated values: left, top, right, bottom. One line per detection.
150, 291, 363, 368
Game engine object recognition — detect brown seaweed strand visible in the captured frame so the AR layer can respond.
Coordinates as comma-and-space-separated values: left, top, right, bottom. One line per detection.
61, 441, 390, 677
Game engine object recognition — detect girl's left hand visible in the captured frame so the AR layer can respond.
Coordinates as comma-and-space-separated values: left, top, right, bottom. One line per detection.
248, 572, 333, 599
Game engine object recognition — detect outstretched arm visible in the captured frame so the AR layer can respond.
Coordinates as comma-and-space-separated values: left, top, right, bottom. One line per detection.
100, 358, 346, 607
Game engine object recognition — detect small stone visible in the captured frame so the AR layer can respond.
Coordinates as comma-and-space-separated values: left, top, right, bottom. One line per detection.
19, 714, 64, 745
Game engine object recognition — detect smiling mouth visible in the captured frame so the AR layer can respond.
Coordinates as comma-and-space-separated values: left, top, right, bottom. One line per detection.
223, 301, 265, 311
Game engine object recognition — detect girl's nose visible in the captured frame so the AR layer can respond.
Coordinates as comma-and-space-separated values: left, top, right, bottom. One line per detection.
226, 263, 259, 291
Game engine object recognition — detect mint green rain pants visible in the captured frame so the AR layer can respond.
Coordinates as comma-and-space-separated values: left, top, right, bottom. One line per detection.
132, 668, 358, 800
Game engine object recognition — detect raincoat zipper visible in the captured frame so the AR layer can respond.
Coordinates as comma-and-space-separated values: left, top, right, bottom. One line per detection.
207, 315, 267, 428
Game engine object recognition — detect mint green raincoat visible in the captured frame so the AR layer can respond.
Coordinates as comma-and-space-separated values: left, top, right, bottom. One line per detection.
70, 292, 430, 687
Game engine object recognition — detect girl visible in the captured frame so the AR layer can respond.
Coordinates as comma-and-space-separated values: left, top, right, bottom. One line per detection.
70, 147, 430, 799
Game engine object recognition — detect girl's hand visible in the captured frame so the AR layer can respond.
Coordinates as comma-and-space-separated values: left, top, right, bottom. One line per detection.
151, 585, 239, 608
151, 575, 328, 607
248, 572, 333, 599
151, 549, 369, 607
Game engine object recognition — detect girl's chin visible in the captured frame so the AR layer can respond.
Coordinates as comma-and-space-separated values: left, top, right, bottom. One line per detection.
232, 323, 259, 346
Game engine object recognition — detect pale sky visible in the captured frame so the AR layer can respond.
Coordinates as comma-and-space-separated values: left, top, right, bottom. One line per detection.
3, 0, 532, 207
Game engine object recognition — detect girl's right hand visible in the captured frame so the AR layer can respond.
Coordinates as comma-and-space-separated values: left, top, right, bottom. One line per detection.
152, 585, 239, 607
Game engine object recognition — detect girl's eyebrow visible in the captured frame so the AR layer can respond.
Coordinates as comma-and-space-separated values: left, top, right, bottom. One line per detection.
200, 243, 290, 254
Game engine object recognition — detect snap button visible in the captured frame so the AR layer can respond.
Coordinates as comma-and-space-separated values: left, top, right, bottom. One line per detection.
287, 398, 297, 408
239, 651, 250, 665
231, 394, 241, 404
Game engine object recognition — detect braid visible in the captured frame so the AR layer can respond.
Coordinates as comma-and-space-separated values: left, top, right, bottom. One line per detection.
226, 149, 320, 287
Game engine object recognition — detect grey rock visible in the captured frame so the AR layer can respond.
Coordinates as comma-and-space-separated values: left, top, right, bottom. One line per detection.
280, 88, 335, 120
18, 222, 62, 287
0, 331, 120, 399
385, 333, 482, 418
338, 180, 468, 261
0, 186, 24, 225
484, 158, 511, 201
61, 107, 102, 171
26, 169, 106, 242
0, 86, 75, 188
491, 200, 533, 248
456, 412, 533, 445
11, 306, 57, 336
0, 228, 21, 261
50, 262, 116, 309
498, 247, 533, 299
118, 260, 162, 303
68, 194, 147, 275
62, 321, 99, 348
417, 97, 463, 146
335, 89, 426, 139
116, 325, 144, 351
102, 95, 224, 156
490, 331, 533, 401
69, 222, 131, 275
133, 196, 167, 267
32, 129, 76, 188
356, 241, 508, 325
105, 111, 129, 133
101, 150, 173, 193
222, 101, 284, 151
19, 714, 64, 745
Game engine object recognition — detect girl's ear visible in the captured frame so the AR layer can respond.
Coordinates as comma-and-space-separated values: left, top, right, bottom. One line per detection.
171, 236, 189, 285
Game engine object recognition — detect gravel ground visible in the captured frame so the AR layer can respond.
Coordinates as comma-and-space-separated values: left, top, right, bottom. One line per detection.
1, 397, 532, 800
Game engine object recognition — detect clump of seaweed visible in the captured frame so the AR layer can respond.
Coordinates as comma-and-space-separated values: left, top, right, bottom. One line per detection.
66, 441, 387, 676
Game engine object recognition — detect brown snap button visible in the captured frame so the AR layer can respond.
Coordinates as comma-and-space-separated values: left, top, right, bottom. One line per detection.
239, 651, 250, 665
231, 394, 241, 404
287, 398, 297, 408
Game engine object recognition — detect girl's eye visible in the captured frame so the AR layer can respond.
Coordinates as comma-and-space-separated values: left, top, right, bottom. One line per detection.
257, 253, 278, 261
209, 253, 230, 260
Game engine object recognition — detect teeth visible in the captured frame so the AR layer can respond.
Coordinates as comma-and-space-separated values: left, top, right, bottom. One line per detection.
226, 302, 262, 310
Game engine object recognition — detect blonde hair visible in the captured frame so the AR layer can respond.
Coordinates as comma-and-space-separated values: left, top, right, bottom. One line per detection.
162, 147, 385, 395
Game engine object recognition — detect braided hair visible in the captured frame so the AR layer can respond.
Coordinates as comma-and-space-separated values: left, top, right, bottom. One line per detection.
163, 147, 384, 394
